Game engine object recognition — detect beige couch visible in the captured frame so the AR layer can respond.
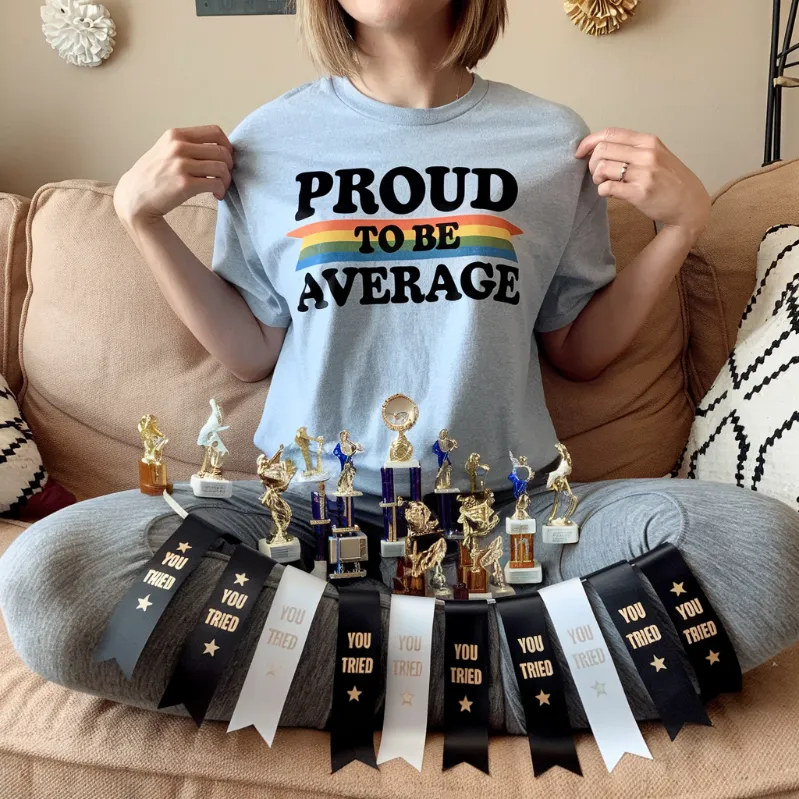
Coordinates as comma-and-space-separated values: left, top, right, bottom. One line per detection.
1, 160, 798, 797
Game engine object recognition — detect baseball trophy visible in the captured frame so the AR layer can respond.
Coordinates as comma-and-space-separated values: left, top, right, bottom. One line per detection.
190, 399, 233, 498
328, 431, 369, 580
138, 414, 173, 495
504, 451, 542, 585
294, 427, 331, 483
542, 443, 580, 544
433, 428, 462, 539
257, 445, 302, 563
481, 535, 515, 598
379, 394, 422, 558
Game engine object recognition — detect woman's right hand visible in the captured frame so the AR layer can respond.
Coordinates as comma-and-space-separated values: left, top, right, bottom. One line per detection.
114, 125, 234, 227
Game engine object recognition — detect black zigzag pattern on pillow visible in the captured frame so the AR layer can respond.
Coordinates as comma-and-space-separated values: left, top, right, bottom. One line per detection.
751, 412, 799, 491
695, 390, 728, 418
687, 410, 748, 486
0, 434, 35, 465
0, 465, 47, 518
740, 236, 799, 326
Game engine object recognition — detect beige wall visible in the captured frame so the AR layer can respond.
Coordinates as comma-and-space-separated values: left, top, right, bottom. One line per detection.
1, 0, 797, 198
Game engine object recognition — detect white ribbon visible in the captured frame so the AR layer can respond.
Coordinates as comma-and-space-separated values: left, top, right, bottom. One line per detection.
228, 565, 326, 745
540, 578, 652, 772
376, 594, 436, 771
162, 489, 188, 518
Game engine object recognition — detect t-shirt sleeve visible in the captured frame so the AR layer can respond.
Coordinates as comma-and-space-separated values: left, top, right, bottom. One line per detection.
211, 180, 291, 329
534, 169, 617, 333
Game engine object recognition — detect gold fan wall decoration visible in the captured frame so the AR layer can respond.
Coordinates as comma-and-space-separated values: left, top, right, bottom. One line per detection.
564, 0, 639, 36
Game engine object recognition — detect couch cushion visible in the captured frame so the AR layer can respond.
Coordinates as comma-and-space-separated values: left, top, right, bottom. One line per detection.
683, 159, 799, 403
18, 181, 689, 497
0, 193, 29, 397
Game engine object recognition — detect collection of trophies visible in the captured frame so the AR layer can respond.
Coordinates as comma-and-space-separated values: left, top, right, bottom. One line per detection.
136, 395, 581, 599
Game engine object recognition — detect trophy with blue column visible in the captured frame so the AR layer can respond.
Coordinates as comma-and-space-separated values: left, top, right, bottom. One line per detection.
379, 394, 422, 558
433, 428, 462, 539
504, 451, 543, 585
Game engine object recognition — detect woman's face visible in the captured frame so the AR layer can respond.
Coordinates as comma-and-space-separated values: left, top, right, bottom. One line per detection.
337, 0, 453, 32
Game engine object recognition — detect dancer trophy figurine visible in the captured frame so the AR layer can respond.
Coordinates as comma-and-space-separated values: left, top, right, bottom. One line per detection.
457, 467, 499, 599
433, 428, 462, 539
190, 399, 233, 498
542, 443, 580, 544
257, 445, 301, 563
138, 414, 173, 496
329, 431, 369, 580
504, 451, 542, 585
379, 394, 422, 558
294, 427, 331, 483
481, 536, 515, 598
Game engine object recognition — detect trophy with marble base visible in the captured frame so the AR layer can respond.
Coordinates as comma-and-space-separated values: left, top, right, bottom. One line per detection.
294, 427, 331, 484
541, 443, 580, 544
433, 428, 462, 540
257, 445, 302, 563
504, 451, 542, 585
138, 414, 173, 495
329, 431, 369, 581
190, 399, 233, 498
379, 394, 422, 558
457, 454, 499, 600
481, 536, 515, 598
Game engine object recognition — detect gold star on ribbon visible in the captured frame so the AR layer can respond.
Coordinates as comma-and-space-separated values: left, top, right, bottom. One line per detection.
459, 695, 473, 713
203, 639, 220, 657
592, 681, 607, 697
401, 692, 414, 706
234, 572, 249, 586
650, 655, 667, 672
670, 582, 687, 596
347, 685, 362, 702
535, 690, 550, 706
177, 542, 192, 554
706, 650, 720, 665
136, 595, 152, 612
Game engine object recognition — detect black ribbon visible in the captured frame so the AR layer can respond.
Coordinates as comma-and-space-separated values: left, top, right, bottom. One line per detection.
587, 561, 712, 739
158, 543, 276, 725
443, 601, 490, 774
94, 515, 226, 679
330, 589, 382, 773
497, 594, 581, 776
633, 543, 742, 700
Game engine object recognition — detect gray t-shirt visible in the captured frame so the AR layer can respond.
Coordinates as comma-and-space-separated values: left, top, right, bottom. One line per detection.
212, 74, 616, 498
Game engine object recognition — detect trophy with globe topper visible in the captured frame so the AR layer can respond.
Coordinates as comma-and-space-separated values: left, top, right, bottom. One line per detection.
504, 450, 543, 585
257, 445, 302, 563
190, 399, 233, 498
379, 394, 423, 558
542, 443, 580, 544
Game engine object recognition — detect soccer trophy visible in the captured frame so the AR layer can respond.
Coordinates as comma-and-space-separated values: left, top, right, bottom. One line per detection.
190, 399, 233, 498
433, 428, 462, 539
542, 443, 580, 544
504, 451, 543, 585
257, 445, 301, 563
328, 430, 369, 581
481, 536, 515, 598
379, 394, 422, 558
294, 427, 331, 483
138, 414, 173, 495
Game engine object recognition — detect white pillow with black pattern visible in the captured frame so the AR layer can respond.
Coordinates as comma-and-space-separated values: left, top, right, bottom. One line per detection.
0, 376, 47, 514
677, 225, 799, 510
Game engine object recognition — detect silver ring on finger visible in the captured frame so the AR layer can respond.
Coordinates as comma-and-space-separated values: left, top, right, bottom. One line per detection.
618, 162, 629, 182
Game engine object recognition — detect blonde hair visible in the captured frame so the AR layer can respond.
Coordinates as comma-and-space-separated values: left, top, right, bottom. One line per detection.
297, 0, 508, 77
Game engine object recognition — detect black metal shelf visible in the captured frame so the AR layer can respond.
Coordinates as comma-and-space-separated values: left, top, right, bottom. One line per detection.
764, 0, 799, 165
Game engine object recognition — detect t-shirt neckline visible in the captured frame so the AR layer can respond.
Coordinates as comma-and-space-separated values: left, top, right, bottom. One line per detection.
330, 72, 489, 127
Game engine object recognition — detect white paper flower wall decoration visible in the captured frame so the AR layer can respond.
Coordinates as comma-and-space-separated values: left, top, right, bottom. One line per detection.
41, 0, 116, 68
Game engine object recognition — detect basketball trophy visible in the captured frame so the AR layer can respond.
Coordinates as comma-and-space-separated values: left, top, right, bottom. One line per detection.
190, 399, 233, 498
257, 445, 302, 563
379, 394, 422, 558
433, 428, 462, 539
138, 414, 173, 495
504, 451, 543, 585
542, 443, 580, 544
328, 431, 369, 580
481, 536, 515, 598
294, 427, 331, 483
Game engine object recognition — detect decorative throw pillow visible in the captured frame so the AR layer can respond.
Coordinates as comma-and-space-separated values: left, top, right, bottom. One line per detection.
676, 225, 799, 510
0, 376, 48, 515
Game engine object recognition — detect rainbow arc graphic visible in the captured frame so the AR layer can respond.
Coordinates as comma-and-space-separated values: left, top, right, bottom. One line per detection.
288, 214, 523, 271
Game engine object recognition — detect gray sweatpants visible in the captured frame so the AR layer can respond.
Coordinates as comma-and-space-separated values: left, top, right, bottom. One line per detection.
1, 478, 798, 733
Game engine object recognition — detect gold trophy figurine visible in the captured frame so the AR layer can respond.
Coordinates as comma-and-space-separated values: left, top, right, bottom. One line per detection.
465, 452, 491, 494
400, 502, 451, 599
257, 445, 302, 563
333, 431, 365, 497
481, 536, 515, 598
424, 537, 452, 599
457, 470, 500, 599
505, 451, 543, 585
138, 414, 173, 495
542, 443, 580, 544
191, 399, 233, 498
294, 427, 331, 483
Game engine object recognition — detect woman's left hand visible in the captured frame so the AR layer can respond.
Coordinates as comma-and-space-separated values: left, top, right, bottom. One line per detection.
576, 128, 711, 242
